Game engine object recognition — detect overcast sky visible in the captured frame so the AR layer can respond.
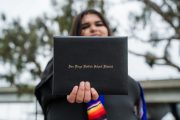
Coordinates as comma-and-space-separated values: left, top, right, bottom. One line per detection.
0, 0, 180, 81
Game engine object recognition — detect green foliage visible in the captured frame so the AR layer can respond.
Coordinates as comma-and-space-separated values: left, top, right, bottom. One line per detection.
0, 13, 6, 21
0, 14, 55, 87
53, 0, 74, 34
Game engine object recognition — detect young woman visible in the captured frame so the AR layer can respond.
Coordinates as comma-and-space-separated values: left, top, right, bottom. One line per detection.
35, 9, 147, 120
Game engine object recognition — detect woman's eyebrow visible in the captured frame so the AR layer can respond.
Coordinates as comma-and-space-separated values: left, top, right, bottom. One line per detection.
95, 20, 103, 23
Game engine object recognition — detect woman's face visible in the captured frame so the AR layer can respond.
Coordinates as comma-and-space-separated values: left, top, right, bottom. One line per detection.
80, 13, 108, 36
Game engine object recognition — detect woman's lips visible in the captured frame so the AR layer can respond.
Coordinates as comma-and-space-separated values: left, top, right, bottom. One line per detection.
90, 34, 101, 36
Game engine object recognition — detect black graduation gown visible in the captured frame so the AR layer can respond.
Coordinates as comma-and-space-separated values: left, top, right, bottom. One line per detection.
35, 58, 141, 120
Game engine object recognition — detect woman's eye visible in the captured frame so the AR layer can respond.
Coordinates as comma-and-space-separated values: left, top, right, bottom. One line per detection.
96, 22, 104, 26
81, 25, 89, 29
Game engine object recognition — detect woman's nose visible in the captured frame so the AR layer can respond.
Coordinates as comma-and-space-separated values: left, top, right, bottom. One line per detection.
90, 25, 97, 32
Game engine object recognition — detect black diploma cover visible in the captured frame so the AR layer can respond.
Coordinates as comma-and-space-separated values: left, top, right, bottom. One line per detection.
53, 36, 128, 95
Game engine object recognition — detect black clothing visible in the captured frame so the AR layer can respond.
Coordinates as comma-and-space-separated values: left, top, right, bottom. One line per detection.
35, 58, 140, 120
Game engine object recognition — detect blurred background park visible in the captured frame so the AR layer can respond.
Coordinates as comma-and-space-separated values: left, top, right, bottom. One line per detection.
0, 0, 180, 120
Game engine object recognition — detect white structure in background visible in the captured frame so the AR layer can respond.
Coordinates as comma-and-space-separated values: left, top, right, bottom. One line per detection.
162, 112, 175, 120
0, 103, 43, 120
0, 87, 43, 120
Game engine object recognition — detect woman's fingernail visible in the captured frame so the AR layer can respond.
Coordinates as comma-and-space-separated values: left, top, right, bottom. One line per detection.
74, 86, 78, 90
86, 81, 90, 86
91, 88, 95, 92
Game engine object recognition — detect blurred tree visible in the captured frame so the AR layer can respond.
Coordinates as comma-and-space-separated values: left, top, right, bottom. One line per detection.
0, 15, 54, 91
0, 0, 107, 93
129, 0, 180, 71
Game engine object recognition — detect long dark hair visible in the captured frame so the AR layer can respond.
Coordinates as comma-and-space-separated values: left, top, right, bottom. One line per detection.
70, 9, 112, 36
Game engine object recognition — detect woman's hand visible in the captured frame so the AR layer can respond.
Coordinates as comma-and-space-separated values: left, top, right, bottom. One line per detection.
67, 81, 99, 103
